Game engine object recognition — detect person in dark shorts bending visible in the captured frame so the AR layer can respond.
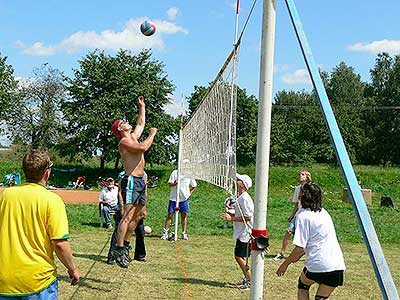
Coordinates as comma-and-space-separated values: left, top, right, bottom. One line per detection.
106, 172, 148, 264
111, 96, 157, 268
276, 182, 345, 300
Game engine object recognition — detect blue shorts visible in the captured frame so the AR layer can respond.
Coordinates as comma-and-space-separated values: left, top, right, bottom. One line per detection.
168, 200, 189, 214
0, 280, 58, 300
121, 175, 146, 205
288, 217, 296, 233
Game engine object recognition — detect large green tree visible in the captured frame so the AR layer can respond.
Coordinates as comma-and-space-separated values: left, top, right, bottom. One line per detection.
0, 53, 18, 127
62, 49, 175, 169
4, 64, 66, 148
325, 62, 368, 163
367, 53, 400, 165
271, 90, 325, 164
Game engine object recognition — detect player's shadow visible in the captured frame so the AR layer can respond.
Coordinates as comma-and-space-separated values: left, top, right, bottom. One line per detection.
58, 275, 112, 292
165, 277, 232, 289
73, 252, 107, 262
82, 222, 102, 228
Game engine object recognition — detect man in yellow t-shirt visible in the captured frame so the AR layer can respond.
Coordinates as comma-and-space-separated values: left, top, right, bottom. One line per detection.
0, 150, 80, 299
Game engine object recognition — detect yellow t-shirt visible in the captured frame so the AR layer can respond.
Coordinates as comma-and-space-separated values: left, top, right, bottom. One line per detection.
0, 183, 70, 296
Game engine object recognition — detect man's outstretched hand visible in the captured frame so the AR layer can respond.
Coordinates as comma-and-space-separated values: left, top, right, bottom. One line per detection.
138, 96, 145, 107
149, 127, 157, 136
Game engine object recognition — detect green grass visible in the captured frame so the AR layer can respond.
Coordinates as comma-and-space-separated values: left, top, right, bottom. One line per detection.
66, 163, 400, 243
58, 232, 400, 300
2, 162, 399, 298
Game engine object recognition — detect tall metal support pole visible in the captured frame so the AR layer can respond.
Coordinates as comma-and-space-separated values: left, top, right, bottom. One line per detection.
285, 0, 399, 299
250, 0, 276, 299
174, 126, 183, 241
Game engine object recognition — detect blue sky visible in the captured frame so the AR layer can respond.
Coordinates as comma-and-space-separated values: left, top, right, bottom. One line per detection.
1, 0, 400, 144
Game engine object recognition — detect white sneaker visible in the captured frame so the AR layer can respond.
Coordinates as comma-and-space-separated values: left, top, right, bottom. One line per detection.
273, 253, 284, 260
161, 231, 169, 240
239, 280, 251, 291
181, 232, 189, 240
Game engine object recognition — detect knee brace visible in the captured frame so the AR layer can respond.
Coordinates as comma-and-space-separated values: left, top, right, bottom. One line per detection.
315, 295, 329, 300
297, 278, 311, 290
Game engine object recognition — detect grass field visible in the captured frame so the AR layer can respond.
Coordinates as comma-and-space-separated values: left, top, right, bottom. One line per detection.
2, 162, 399, 298
58, 233, 400, 300
57, 164, 400, 299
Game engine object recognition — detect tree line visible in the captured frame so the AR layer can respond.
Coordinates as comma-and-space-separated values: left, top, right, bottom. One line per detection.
0, 50, 399, 167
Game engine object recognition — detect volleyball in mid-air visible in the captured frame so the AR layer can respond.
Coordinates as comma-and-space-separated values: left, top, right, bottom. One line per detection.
140, 20, 156, 36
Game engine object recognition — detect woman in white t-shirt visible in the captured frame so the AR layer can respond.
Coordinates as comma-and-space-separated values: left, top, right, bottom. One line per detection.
273, 170, 312, 261
276, 182, 345, 300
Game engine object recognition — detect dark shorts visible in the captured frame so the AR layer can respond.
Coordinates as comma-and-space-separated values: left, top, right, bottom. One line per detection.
303, 267, 344, 287
121, 175, 146, 205
234, 239, 251, 258
168, 200, 189, 214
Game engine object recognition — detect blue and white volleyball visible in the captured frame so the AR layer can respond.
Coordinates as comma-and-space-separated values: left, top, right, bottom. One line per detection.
140, 20, 156, 36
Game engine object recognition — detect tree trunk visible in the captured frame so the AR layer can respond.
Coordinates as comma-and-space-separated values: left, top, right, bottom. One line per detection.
114, 157, 120, 170
100, 156, 105, 170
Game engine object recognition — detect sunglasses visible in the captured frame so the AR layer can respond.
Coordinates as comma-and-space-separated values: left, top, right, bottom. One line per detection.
46, 162, 54, 170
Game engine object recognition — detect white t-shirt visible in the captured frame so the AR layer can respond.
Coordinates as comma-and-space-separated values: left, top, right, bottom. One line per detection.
233, 191, 254, 242
293, 208, 346, 272
99, 186, 119, 207
291, 184, 302, 203
292, 184, 305, 216
168, 170, 197, 202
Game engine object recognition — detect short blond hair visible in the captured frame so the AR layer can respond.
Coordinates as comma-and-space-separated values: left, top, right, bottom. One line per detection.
23, 150, 51, 182
299, 169, 312, 182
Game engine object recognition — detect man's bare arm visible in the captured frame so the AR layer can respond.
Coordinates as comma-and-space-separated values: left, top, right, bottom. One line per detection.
133, 96, 146, 139
52, 239, 80, 285
276, 246, 305, 276
121, 128, 157, 153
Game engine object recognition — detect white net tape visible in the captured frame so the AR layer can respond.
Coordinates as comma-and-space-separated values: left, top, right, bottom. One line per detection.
180, 46, 239, 195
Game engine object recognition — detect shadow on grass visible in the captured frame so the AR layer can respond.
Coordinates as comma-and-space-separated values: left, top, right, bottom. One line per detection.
82, 222, 101, 228
165, 277, 234, 288
74, 252, 107, 262
58, 275, 112, 292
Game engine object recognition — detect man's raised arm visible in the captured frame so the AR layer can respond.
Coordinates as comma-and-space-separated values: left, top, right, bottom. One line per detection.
133, 96, 146, 139
121, 127, 157, 153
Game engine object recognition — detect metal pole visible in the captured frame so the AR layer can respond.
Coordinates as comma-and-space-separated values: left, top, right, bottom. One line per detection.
250, 0, 276, 299
285, 0, 399, 299
174, 126, 183, 241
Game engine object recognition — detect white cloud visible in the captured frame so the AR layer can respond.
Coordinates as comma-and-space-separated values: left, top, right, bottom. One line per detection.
167, 7, 179, 21
348, 40, 400, 55
281, 69, 312, 85
164, 96, 185, 118
274, 64, 290, 73
15, 40, 25, 48
229, 0, 239, 11
20, 18, 188, 57
15, 76, 34, 88
23, 42, 56, 56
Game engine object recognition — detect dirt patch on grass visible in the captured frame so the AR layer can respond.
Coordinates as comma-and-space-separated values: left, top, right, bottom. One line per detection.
51, 189, 99, 204
0, 188, 99, 204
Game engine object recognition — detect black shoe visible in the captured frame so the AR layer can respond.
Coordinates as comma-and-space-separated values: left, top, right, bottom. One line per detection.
107, 258, 116, 265
112, 248, 129, 268
124, 246, 132, 262
134, 256, 146, 262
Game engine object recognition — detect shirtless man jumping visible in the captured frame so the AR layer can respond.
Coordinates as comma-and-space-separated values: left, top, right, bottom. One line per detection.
111, 96, 157, 268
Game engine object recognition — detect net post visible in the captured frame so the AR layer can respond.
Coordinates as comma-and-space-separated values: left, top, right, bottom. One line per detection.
251, 1, 276, 300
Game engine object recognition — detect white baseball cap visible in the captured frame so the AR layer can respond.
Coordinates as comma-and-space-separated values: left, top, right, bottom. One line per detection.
236, 173, 252, 190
